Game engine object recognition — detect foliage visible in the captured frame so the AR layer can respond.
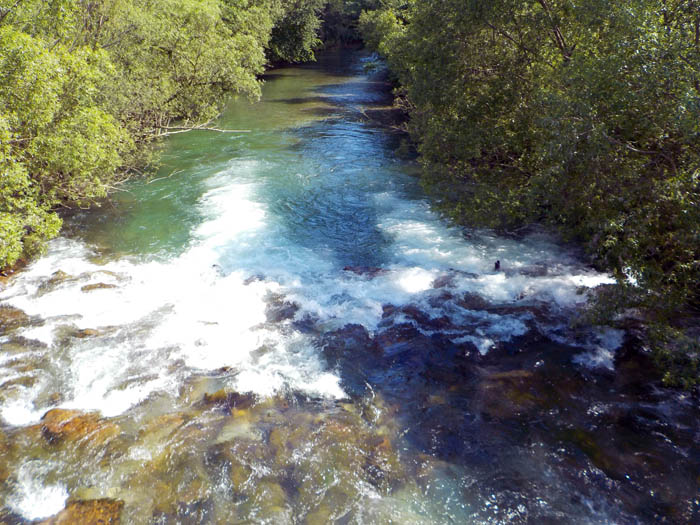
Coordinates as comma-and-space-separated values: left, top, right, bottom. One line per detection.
361, 0, 700, 383
0, 0, 327, 268
268, 0, 325, 62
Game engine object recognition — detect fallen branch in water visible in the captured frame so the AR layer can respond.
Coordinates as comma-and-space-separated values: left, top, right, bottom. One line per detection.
146, 169, 184, 184
155, 126, 251, 137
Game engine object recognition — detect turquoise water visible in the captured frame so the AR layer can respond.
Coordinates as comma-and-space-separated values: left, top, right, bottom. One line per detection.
0, 51, 698, 524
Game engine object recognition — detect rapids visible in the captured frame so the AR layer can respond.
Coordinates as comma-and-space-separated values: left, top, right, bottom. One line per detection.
0, 52, 698, 524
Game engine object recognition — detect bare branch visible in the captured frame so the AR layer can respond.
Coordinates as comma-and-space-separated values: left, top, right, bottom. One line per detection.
154, 126, 251, 137
0, 0, 26, 26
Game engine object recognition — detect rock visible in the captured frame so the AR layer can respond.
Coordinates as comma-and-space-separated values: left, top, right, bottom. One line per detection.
202, 390, 257, 413
456, 292, 491, 311
1, 335, 47, 353
0, 428, 10, 484
36, 270, 76, 296
518, 263, 549, 277
265, 294, 299, 323
81, 283, 118, 292
73, 328, 104, 338
0, 375, 37, 389
41, 498, 123, 524
41, 409, 119, 446
343, 266, 387, 278
475, 369, 542, 419
432, 270, 479, 289
243, 274, 265, 285
0, 305, 31, 333
432, 274, 456, 289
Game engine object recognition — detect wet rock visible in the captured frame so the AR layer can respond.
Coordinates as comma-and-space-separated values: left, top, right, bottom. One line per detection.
304, 485, 353, 524
613, 336, 661, 393
397, 305, 454, 331
229, 458, 253, 492
0, 375, 37, 389
41, 409, 120, 446
517, 263, 549, 277
375, 323, 421, 351
0, 258, 28, 285
0, 305, 32, 333
343, 266, 387, 278
41, 498, 124, 524
243, 274, 265, 285
137, 413, 187, 455
432, 274, 456, 289
322, 323, 377, 362
475, 369, 544, 419
0, 428, 10, 484
253, 479, 288, 508
36, 270, 76, 296
81, 283, 118, 292
202, 390, 257, 413
72, 328, 105, 338
456, 292, 491, 311
559, 428, 628, 481
432, 270, 479, 289
1, 335, 47, 354
265, 294, 299, 323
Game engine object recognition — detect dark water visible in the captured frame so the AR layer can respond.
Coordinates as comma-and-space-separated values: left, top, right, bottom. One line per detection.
0, 51, 698, 524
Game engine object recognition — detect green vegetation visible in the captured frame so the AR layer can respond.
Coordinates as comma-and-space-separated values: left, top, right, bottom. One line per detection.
360, 0, 700, 383
0, 0, 327, 269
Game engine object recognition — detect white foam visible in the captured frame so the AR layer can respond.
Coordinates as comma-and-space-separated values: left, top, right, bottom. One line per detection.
573, 327, 626, 371
7, 461, 69, 520
0, 150, 618, 424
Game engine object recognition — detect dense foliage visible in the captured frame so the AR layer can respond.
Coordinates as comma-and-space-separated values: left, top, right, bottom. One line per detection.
361, 0, 700, 382
0, 0, 326, 268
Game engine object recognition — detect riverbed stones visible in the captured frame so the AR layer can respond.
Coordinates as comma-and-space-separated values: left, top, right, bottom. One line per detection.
41, 409, 119, 446
41, 498, 123, 524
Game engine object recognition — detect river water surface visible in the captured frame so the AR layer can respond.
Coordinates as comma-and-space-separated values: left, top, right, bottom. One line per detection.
0, 52, 698, 524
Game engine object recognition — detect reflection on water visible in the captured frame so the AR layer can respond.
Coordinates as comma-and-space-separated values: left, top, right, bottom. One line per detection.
0, 51, 698, 524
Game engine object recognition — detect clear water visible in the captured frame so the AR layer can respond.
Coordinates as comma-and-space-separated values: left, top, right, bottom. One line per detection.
0, 51, 697, 524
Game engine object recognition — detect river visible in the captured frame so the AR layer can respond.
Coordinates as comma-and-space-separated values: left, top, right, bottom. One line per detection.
0, 51, 698, 524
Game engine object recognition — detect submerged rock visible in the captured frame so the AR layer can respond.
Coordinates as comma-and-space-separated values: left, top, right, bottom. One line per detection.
81, 283, 118, 292
432, 269, 480, 290
202, 390, 257, 413
343, 266, 388, 278
41, 498, 123, 524
517, 263, 549, 277
36, 270, 76, 296
41, 409, 119, 446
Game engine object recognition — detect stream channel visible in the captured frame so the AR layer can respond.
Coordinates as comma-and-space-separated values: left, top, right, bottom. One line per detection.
0, 51, 698, 524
